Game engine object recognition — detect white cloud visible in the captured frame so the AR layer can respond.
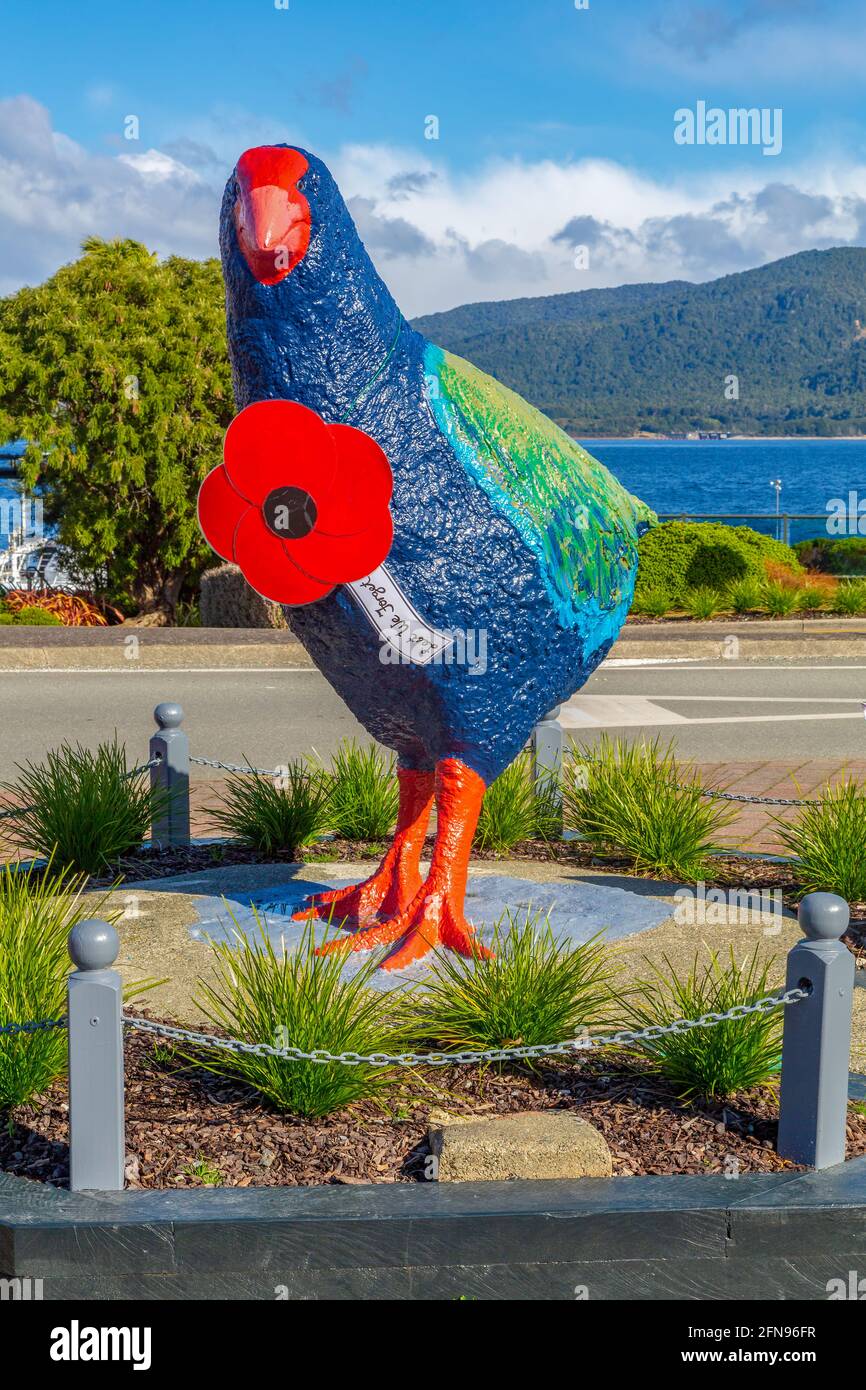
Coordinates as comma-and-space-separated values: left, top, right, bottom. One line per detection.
1, 95, 865, 315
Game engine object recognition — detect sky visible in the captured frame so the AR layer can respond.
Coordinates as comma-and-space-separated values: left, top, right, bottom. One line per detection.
2, 0, 866, 314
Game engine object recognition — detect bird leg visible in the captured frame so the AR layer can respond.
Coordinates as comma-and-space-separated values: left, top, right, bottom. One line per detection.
316, 757, 493, 972
292, 767, 434, 926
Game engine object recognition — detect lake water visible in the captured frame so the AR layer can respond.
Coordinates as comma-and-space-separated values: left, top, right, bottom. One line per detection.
584, 438, 866, 545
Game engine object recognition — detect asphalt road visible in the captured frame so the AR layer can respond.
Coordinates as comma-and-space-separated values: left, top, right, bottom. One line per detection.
1, 658, 865, 778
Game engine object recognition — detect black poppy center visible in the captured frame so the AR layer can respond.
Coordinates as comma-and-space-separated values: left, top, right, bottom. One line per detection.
263, 486, 318, 540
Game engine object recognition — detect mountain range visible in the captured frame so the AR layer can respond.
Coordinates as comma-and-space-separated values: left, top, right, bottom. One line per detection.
411, 248, 866, 436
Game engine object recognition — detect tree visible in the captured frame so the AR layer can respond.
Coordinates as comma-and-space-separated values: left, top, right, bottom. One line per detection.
0, 238, 233, 619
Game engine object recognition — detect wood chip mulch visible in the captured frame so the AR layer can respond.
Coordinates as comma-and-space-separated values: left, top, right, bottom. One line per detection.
4, 1025, 866, 1191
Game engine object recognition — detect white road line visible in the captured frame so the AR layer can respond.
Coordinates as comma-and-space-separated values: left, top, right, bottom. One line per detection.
634, 695, 865, 704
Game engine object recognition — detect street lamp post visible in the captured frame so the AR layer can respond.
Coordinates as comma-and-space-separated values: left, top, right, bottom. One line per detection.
770, 478, 782, 542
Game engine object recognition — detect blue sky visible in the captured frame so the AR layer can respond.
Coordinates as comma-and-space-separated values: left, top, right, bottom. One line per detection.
2, 0, 866, 312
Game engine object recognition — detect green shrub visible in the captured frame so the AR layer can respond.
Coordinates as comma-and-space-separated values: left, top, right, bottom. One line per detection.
774, 782, 866, 901
726, 576, 764, 614
408, 910, 616, 1058
630, 587, 672, 618
797, 585, 830, 612
208, 761, 331, 855
682, 587, 723, 620
562, 736, 737, 879
0, 859, 113, 1109
620, 948, 783, 1099
832, 581, 866, 615
13, 606, 62, 625
638, 522, 801, 597
0, 613, 14, 625
1, 738, 167, 875
323, 741, 399, 840
191, 919, 409, 1116
793, 536, 866, 576
475, 749, 562, 853
760, 581, 799, 617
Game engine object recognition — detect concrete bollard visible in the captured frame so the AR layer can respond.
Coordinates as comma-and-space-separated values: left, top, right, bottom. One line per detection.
777, 892, 854, 1170
149, 701, 190, 847
67, 920, 125, 1192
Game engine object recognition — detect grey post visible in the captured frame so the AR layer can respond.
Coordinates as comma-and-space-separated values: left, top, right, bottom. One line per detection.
532, 704, 564, 788
67, 920, 125, 1191
150, 701, 190, 847
777, 892, 854, 1169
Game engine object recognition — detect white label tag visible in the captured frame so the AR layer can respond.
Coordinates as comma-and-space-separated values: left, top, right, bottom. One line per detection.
347, 565, 453, 666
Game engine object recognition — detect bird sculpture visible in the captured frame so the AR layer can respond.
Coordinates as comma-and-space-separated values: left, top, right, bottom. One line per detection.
198, 144, 655, 971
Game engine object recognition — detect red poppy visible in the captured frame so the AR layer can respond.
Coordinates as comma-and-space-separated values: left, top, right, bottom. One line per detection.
198, 400, 394, 605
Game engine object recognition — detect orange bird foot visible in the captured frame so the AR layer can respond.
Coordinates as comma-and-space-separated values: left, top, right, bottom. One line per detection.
292, 766, 434, 928
315, 881, 493, 972
291, 860, 423, 928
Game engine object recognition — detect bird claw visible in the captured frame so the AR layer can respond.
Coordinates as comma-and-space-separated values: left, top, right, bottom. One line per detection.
315, 883, 494, 972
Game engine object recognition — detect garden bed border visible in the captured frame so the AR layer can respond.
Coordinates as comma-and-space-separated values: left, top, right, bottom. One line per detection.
3, 1074, 865, 1302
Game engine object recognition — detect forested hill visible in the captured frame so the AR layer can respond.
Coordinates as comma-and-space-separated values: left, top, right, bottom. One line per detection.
411, 248, 866, 436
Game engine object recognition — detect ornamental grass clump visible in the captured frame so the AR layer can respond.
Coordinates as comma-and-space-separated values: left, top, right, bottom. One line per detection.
562, 735, 737, 880
322, 740, 399, 840
208, 760, 331, 855
833, 581, 866, 616
760, 580, 799, 618
0, 858, 108, 1109
407, 909, 616, 1059
726, 576, 763, 614
0, 737, 166, 876
631, 587, 672, 618
773, 781, 866, 902
682, 587, 723, 621
474, 749, 562, 853
191, 919, 410, 1117
620, 948, 783, 1100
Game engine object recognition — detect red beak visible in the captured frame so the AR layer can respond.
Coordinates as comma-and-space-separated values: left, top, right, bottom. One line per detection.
234, 146, 311, 285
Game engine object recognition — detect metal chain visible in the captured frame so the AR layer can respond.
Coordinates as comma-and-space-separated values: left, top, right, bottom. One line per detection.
190, 754, 284, 778
122, 987, 808, 1068
0, 1018, 66, 1036
570, 754, 821, 806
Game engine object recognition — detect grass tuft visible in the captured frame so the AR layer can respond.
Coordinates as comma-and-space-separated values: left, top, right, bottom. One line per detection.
0, 737, 167, 875
191, 917, 410, 1117
0, 858, 115, 1109
773, 780, 866, 901
322, 740, 399, 840
474, 749, 562, 853
408, 909, 616, 1060
619, 947, 783, 1100
562, 735, 737, 879
208, 761, 331, 856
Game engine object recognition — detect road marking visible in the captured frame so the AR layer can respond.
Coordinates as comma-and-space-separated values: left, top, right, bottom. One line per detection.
561, 693, 866, 729
636, 695, 865, 704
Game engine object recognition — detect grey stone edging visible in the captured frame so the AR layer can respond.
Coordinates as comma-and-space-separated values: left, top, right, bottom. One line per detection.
3, 1093, 866, 1301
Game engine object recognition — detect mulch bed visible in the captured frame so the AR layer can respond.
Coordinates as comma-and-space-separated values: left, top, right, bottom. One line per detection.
4, 1023, 866, 1190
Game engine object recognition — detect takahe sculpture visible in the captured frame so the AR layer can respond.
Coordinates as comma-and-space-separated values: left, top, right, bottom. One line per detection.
198, 144, 654, 971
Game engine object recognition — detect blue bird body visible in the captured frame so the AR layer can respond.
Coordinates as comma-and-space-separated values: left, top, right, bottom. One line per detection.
219, 147, 653, 787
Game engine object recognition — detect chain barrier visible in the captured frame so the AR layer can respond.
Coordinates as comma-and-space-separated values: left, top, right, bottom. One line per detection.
191, 747, 821, 807
0, 1018, 66, 1037
190, 754, 284, 778
569, 752, 821, 807
122, 987, 808, 1068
